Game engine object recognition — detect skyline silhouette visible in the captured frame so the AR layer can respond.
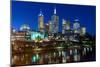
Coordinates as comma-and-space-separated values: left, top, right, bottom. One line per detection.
11, 1, 96, 36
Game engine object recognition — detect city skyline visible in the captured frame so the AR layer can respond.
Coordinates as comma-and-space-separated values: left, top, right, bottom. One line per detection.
11, 1, 96, 66
11, 1, 96, 36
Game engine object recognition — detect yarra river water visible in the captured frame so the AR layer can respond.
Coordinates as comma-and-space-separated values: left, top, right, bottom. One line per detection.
12, 45, 95, 66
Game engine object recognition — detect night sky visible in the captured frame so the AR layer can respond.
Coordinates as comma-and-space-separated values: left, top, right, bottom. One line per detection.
11, 1, 96, 36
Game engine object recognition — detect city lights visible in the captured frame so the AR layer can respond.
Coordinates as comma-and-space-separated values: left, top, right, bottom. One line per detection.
11, 1, 96, 66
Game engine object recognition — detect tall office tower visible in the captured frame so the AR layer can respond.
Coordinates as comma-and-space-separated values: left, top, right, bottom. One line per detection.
73, 19, 80, 34
38, 9, 44, 33
62, 19, 70, 34
45, 23, 49, 33
44, 23, 49, 38
66, 20, 70, 30
20, 24, 30, 31
62, 19, 67, 34
51, 7, 59, 34
80, 27, 86, 35
48, 21, 52, 34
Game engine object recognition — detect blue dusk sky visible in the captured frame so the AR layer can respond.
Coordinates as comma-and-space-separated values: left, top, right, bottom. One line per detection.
11, 1, 96, 36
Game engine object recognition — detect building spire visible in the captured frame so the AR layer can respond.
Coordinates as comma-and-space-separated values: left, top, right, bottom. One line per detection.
39, 9, 43, 16
54, 7, 56, 14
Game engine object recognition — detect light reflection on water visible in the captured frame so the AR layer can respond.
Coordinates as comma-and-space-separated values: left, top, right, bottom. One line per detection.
12, 47, 94, 65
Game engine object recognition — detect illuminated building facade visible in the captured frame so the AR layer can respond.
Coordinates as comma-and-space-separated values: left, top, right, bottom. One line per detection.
44, 23, 49, 38
62, 19, 70, 34
11, 31, 31, 41
51, 8, 59, 34
66, 20, 70, 30
31, 31, 44, 41
38, 9, 44, 33
45, 23, 49, 33
48, 21, 52, 34
80, 27, 86, 35
73, 19, 80, 34
62, 19, 67, 34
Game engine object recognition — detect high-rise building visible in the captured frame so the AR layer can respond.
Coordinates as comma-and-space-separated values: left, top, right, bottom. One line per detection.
80, 27, 86, 35
73, 19, 80, 34
38, 9, 44, 33
62, 19, 67, 34
44, 23, 49, 38
62, 19, 70, 34
51, 7, 59, 34
66, 20, 70, 30
48, 21, 52, 33
45, 23, 49, 33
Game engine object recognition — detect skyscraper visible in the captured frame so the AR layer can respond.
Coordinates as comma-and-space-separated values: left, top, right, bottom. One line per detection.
62, 19, 67, 34
73, 19, 80, 34
45, 23, 49, 33
51, 7, 59, 34
48, 21, 52, 33
66, 20, 70, 30
80, 27, 86, 35
38, 9, 44, 33
44, 23, 49, 38
62, 19, 70, 34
